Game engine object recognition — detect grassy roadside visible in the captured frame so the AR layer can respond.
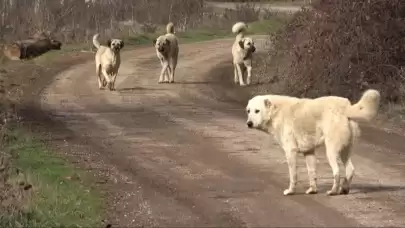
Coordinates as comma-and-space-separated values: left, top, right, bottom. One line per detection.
0, 128, 103, 227
0, 17, 285, 227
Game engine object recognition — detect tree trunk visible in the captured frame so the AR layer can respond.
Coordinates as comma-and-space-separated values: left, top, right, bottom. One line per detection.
3, 38, 62, 60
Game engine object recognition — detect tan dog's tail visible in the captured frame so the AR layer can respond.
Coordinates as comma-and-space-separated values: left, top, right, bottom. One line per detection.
92, 34, 101, 49
346, 89, 381, 122
166, 22, 175, 34
232, 22, 247, 39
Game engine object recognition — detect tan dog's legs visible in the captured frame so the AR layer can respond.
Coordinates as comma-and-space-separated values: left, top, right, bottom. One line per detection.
284, 148, 298, 195
340, 145, 355, 194
169, 59, 177, 83
233, 64, 239, 84
304, 150, 318, 194
102, 69, 112, 90
246, 65, 252, 85
325, 141, 341, 196
110, 73, 118, 91
165, 65, 171, 83
159, 61, 169, 84
235, 64, 246, 86
96, 65, 104, 89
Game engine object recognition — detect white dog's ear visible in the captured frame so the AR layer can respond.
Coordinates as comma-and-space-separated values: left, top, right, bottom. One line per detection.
107, 39, 112, 47
153, 39, 157, 45
165, 38, 171, 45
264, 99, 272, 108
238, 40, 244, 49
120, 41, 124, 49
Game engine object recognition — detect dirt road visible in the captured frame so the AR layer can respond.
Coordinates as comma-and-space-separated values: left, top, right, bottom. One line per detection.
38, 37, 405, 227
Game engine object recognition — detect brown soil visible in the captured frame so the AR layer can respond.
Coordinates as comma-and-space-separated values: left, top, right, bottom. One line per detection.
1, 37, 405, 227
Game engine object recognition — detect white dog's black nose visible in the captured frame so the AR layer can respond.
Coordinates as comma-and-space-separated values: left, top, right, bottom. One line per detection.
247, 121, 253, 128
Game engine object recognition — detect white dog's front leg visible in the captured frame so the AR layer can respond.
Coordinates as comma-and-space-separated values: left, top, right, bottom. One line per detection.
235, 64, 245, 86
304, 151, 318, 194
246, 65, 252, 85
284, 149, 298, 196
326, 146, 340, 196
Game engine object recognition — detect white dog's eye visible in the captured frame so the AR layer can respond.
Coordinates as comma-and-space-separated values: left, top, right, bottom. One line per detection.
247, 109, 250, 114
255, 109, 260, 113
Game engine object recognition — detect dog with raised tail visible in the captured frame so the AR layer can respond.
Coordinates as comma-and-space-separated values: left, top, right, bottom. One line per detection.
93, 34, 124, 91
246, 89, 381, 196
153, 22, 179, 84
232, 22, 256, 86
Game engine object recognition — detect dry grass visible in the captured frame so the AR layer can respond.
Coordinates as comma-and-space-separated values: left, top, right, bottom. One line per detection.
255, 0, 405, 107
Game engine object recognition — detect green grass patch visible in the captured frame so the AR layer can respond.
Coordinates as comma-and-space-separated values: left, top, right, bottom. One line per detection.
126, 19, 284, 45
1, 130, 103, 228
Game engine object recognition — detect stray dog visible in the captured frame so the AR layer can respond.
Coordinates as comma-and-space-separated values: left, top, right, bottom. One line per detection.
232, 22, 256, 86
93, 34, 124, 91
153, 22, 179, 83
246, 90, 381, 196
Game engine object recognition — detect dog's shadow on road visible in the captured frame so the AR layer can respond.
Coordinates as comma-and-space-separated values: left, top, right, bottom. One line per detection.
350, 184, 405, 194
118, 87, 166, 92
177, 81, 218, 85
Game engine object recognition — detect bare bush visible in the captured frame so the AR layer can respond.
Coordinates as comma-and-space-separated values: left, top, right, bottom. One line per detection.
0, 0, 267, 44
264, 0, 405, 104
0, 0, 205, 43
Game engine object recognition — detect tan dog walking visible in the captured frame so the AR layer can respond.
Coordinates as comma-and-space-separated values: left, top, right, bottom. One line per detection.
153, 22, 179, 84
93, 34, 124, 91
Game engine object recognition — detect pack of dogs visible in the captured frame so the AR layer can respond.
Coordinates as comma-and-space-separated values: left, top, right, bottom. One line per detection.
91, 21, 382, 196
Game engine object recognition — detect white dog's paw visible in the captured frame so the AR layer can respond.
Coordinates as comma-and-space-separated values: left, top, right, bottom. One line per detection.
305, 187, 317, 195
169, 80, 174, 83
283, 189, 295, 196
239, 83, 247, 87
326, 189, 339, 196
158, 80, 164, 84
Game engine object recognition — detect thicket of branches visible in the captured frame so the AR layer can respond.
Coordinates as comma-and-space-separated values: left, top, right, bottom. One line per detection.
0, 0, 265, 44
265, 0, 405, 104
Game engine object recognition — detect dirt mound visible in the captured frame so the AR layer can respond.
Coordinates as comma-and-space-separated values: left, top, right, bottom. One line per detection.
265, 0, 405, 104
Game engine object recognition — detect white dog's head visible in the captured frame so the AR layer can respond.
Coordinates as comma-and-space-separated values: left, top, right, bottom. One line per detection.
239, 37, 256, 55
153, 35, 170, 53
246, 95, 274, 130
107, 39, 124, 52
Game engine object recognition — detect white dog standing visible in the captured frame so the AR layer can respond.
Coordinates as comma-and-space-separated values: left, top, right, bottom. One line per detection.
93, 34, 124, 91
153, 22, 179, 83
245, 90, 381, 196
232, 22, 256, 86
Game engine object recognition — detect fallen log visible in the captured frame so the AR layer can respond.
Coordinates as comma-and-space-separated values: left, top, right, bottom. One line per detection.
3, 37, 62, 60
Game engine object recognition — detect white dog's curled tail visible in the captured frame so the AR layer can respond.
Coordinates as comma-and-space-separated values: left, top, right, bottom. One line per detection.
346, 89, 381, 122
166, 22, 175, 34
92, 33, 101, 49
232, 22, 247, 39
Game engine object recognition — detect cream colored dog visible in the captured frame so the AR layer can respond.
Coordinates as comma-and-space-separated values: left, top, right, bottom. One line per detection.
153, 22, 179, 83
232, 22, 256, 86
246, 90, 381, 196
93, 34, 124, 91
